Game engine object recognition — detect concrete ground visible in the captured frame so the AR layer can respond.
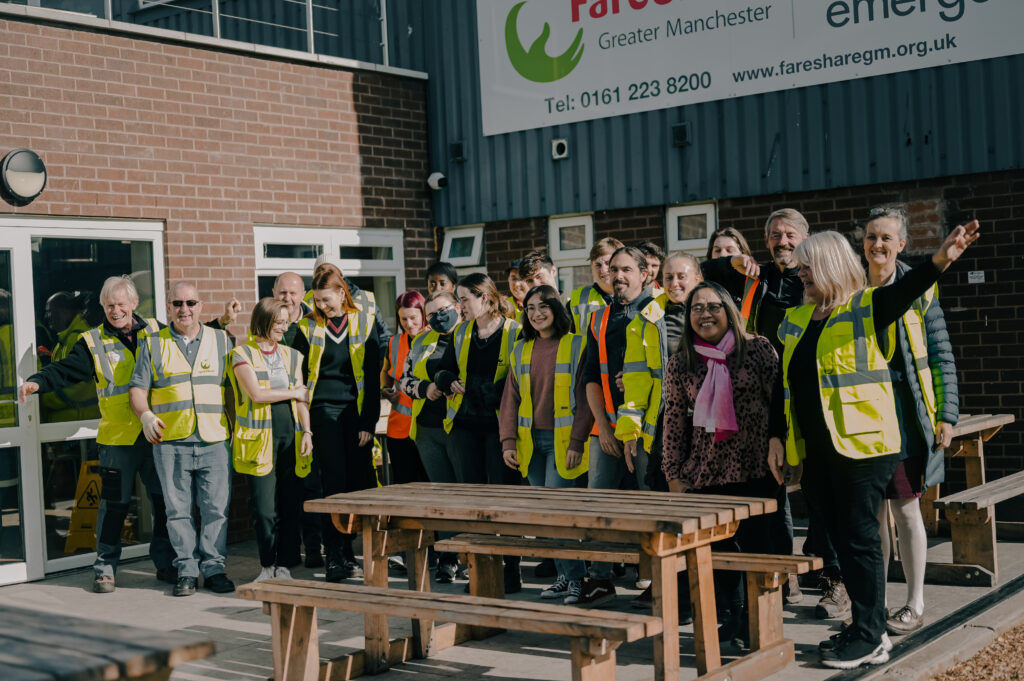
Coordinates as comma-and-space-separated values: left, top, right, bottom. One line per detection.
3, 533, 1024, 681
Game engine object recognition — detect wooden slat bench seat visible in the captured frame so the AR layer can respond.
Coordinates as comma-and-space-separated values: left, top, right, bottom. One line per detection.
237, 578, 661, 681
932, 468, 1024, 586
435, 534, 821, 656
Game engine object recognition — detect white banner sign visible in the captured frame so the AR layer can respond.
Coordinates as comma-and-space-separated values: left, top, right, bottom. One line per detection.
477, 0, 1024, 136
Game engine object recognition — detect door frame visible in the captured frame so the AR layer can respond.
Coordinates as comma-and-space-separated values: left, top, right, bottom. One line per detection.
0, 216, 166, 582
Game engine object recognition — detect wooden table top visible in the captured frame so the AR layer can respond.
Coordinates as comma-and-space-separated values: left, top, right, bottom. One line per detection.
0, 605, 215, 681
305, 482, 776, 536
952, 413, 1015, 438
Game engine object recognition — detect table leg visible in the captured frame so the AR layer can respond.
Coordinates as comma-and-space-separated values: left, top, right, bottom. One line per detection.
920, 484, 940, 536
650, 553, 679, 681
688, 544, 721, 676
468, 553, 505, 640
962, 438, 986, 488
362, 522, 390, 674
406, 536, 434, 658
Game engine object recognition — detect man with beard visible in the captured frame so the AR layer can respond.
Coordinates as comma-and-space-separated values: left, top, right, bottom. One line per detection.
575, 246, 656, 607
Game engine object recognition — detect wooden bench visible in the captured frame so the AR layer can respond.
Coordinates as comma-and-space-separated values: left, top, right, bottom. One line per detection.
435, 534, 821, 654
932, 468, 1024, 586
237, 578, 661, 681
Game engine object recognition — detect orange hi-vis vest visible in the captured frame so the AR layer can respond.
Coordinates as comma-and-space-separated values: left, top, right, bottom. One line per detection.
386, 332, 414, 439
589, 305, 617, 436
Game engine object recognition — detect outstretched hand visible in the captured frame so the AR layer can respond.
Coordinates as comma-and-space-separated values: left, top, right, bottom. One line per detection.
932, 220, 980, 270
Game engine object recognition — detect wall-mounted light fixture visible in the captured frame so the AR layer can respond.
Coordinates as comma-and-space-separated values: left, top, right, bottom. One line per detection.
1, 149, 47, 206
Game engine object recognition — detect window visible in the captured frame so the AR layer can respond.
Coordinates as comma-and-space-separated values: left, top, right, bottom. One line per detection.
666, 203, 717, 258
253, 225, 405, 328
440, 225, 484, 269
548, 214, 594, 294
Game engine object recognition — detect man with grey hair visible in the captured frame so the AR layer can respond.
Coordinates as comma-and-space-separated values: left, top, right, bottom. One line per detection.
129, 281, 235, 597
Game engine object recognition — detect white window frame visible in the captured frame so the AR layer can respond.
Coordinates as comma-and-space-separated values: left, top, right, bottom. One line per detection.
253, 225, 405, 295
665, 203, 717, 258
440, 224, 485, 268
548, 213, 594, 265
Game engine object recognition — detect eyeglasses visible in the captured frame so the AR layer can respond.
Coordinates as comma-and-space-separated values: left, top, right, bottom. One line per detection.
690, 303, 724, 315
171, 300, 199, 308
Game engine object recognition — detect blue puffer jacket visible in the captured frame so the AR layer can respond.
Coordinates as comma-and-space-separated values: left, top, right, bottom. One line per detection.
891, 260, 959, 489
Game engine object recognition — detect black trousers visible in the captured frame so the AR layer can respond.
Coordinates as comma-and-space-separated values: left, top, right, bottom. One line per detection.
802, 446, 899, 645
691, 475, 779, 612
246, 412, 304, 568
311, 404, 376, 556
386, 436, 428, 485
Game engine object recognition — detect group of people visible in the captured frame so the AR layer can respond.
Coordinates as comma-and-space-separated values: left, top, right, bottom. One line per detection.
17, 205, 980, 671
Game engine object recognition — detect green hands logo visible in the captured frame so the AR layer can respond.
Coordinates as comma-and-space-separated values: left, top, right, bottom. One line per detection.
505, 1, 584, 83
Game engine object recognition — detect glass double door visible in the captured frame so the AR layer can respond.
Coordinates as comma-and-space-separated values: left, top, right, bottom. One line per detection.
0, 218, 164, 584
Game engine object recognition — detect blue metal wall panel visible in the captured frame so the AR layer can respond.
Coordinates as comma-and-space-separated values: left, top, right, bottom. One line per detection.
423, 0, 1024, 227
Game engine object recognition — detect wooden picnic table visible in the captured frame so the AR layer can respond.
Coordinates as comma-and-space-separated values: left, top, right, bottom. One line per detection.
305, 482, 779, 681
0, 604, 215, 680
889, 413, 1018, 586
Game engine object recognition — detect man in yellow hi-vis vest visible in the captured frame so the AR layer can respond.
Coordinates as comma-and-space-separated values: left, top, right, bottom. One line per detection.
129, 282, 234, 598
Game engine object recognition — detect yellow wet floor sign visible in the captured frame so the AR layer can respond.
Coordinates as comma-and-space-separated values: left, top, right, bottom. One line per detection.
65, 460, 101, 553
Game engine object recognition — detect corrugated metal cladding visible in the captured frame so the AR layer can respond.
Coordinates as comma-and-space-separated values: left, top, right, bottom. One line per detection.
424, 0, 1024, 227
119, 0, 425, 69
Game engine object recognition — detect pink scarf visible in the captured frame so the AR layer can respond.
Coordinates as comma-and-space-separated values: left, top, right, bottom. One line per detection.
692, 329, 738, 442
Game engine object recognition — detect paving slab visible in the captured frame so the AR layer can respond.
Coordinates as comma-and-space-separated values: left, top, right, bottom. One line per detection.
2, 534, 1023, 681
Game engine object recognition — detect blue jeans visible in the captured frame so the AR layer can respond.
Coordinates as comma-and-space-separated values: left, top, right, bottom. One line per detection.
587, 434, 649, 580
94, 435, 174, 577
153, 440, 231, 579
527, 430, 586, 580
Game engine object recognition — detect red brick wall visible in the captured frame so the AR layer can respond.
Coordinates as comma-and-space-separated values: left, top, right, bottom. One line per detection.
0, 17, 433, 541
481, 169, 1024, 487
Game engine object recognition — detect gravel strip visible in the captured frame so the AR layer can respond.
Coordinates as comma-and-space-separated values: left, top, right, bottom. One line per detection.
930, 622, 1024, 681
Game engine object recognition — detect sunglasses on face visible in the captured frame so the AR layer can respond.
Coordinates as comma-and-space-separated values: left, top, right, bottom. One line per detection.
171, 299, 199, 308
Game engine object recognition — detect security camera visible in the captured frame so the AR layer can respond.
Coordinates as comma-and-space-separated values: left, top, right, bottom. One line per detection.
427, 171, 448, 190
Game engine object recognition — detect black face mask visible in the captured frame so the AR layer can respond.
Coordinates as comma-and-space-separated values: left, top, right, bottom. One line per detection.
428, 307, 459, 334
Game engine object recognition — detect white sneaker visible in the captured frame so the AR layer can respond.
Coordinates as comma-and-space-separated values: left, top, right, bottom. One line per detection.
254, 566, 276, 583
274, 566, 292, 579
635, 578, 652, 590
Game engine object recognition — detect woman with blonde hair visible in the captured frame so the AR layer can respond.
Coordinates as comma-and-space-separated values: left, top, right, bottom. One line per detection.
290, 265, 380, 583
769, 222, 980, 670
229, 298, 312, 582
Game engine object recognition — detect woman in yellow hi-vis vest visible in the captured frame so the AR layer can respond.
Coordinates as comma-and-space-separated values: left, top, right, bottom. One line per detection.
768, 223, 980, 671
434, 273, 521, 590
862, 207, 960, 637
500, 285, 593, 604
290, 265, 380, 584
229, 299, 312, 583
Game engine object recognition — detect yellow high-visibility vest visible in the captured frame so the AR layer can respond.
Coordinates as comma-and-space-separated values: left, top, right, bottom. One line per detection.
0, 324, 15, 429
227, 341, 309, 478
901, 285, 939, 426
406, 329, 441, 442
147, 326, 230, 443
778, 288, 898, 464
616, 297, 666, 452
509, 333, 589, 479
443, 317, 520, 433
42, 313, 99, 421
297, 294, 372, 414
81, 318, 159, 446
568, 284, 608, 341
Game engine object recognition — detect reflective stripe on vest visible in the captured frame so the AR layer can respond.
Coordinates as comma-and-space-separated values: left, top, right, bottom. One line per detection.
510, 333, 589, 480
617, 298, 665, 451
386, 332, 414, 439
299, 299, 371, 415
228, 342, 309, 478
740, 276, 759, 323
407, 329, 441, 442
443, 317, 520, 433
148, 326, 229, 442
780, 288, 898, 464
81, 318, 159, 446
589, 306, 617, 434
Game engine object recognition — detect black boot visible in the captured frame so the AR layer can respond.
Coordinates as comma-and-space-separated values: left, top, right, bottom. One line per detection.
340, 539, 364, 579
325, 548, 345, 583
